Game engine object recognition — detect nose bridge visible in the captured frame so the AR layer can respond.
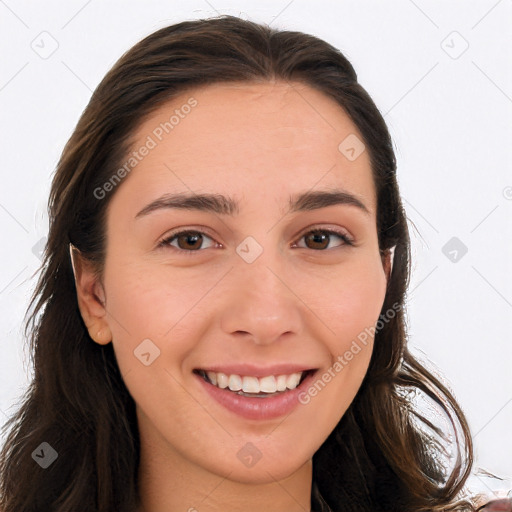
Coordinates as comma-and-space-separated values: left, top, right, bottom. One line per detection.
218, 243, 303, 344
235, 229, 287, 298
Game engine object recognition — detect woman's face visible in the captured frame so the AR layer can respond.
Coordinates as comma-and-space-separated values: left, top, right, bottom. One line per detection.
87, 81, 389, 483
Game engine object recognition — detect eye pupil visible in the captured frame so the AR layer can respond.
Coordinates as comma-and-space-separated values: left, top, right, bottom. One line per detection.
178, 232, 202, 250
306, 231, 329, 250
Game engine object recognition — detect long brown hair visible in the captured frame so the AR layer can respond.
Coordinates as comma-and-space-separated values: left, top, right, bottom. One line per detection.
0, 15, 476, 512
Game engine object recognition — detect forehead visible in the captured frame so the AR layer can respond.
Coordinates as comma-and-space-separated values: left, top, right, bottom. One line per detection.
116, 80, 376, 216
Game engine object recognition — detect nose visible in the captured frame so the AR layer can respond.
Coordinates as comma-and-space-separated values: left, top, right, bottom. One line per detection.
218, 255, 304, 346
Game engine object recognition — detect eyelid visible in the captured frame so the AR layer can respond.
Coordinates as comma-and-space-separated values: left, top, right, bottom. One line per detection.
294, 223, 354, 243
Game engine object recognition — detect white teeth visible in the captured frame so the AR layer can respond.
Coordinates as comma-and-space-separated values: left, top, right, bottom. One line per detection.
216, 372, 229, 389
242, 376, 260, 393
286, 373, 301, 389
201, 370, 307, 393
206, 371, 217, 386
276, 375, 288, 392
228, 374, 242, 391
259, 375, 277, 393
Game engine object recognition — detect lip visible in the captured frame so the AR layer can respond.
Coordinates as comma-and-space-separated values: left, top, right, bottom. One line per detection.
194, 363, 317, 378
194, 368, 318, 421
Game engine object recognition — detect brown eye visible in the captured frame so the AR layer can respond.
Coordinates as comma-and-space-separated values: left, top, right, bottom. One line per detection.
175, 232, 203, 250
295, 229, 353, 251
160, 230, 216, 253
304, 231, 330, 250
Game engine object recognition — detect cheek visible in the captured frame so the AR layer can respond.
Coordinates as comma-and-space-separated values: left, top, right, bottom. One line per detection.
105, 258, 182, 324
295, 265, 386, 437
102, 262, 218, 366
295, 255, 387, 341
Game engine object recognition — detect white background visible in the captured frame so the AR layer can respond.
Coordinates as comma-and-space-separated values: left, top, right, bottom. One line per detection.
1, 0, 511, 499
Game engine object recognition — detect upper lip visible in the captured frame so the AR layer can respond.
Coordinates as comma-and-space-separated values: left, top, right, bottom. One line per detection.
194, 364, 318, 378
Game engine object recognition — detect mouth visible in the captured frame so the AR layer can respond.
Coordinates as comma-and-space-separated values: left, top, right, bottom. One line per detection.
193, 368, 316, 398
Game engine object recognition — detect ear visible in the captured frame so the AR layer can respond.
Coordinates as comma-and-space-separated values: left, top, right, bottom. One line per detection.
69, 244, 112, 345
381, 246, 394, 285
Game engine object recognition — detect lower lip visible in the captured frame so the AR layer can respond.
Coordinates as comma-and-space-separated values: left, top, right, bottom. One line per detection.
195, 370, 317, 421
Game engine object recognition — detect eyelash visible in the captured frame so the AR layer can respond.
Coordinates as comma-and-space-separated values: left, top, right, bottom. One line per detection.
158, 226, 354, 255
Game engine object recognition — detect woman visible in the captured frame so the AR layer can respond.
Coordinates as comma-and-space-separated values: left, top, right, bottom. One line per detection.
0, 14, 508, 512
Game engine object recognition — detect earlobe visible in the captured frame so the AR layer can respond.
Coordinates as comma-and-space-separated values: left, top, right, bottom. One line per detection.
69, 243, 112, 345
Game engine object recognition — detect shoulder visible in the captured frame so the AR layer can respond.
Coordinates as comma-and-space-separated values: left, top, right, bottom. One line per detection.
476, 498, 512, 511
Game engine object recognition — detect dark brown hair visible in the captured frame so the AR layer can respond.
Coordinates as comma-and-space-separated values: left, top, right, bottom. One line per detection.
0, 14, 477, 512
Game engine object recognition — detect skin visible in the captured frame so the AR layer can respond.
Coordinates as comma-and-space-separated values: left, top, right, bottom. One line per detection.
72, 80, 391, 512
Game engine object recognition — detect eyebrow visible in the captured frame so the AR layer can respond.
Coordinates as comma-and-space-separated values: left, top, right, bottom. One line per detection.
135, 189, 370, 219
